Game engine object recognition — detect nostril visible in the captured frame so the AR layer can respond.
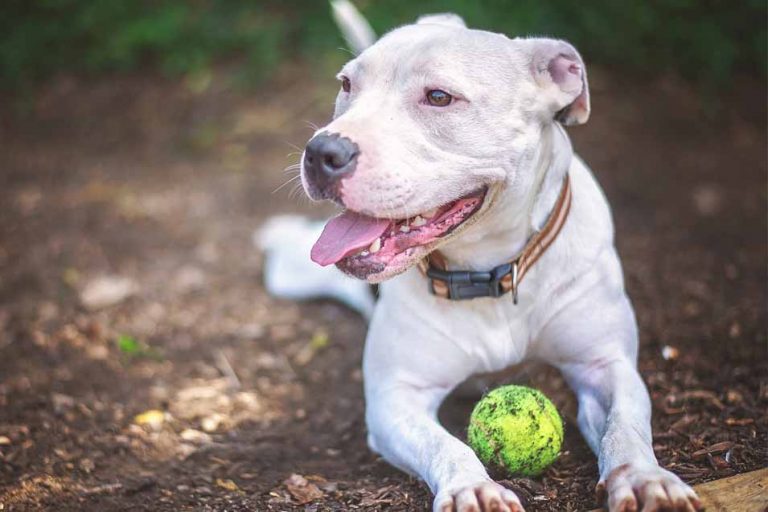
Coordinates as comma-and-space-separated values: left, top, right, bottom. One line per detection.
326, 151, 354, 170
304, 132, 358, 182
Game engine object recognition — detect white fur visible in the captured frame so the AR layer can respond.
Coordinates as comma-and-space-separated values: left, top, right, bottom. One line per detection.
254, 215, 375, 318
263, 11, 701, 512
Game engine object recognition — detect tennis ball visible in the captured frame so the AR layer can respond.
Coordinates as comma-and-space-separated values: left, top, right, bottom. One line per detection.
467, 385, 563, 477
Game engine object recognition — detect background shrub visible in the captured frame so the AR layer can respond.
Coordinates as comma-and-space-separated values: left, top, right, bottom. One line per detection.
0, 0, 765, 90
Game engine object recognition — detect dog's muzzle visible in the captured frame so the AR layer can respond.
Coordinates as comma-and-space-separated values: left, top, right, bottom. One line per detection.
303, 132, 359, 201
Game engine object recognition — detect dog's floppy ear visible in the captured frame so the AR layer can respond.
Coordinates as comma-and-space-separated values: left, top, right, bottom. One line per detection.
523, 38, 590, 126
416, 13, 466, 29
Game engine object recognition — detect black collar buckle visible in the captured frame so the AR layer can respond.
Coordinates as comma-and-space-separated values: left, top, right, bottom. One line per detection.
426, 261, 515, 301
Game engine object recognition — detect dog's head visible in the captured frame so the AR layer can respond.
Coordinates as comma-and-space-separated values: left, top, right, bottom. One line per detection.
302, 14, 589, 282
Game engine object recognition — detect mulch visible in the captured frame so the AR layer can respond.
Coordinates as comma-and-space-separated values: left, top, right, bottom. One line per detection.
0, 68, 765, 511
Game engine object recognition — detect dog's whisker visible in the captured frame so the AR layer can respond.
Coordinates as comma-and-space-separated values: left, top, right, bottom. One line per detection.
272, 175, 302, 195
386, 198, 402, 221
282, 163, 302, 173
336, 46, 357, 57
288, 182, 310, 203
288, 186, 302, 200
284, 141, 305, 152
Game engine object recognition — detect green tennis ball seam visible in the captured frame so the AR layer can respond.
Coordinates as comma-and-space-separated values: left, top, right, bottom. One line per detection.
468, 418, 505, 468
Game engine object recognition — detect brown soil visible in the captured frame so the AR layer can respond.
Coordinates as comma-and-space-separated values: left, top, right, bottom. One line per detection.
0, 66, 765, 511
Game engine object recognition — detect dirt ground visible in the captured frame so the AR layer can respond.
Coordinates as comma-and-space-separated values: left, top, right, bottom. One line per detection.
0, 64, 766, 512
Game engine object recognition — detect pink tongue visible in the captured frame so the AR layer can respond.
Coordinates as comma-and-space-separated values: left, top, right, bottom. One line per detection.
311, 211, 392, 266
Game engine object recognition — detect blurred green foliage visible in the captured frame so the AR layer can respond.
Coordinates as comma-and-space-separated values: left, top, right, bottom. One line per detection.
0, 0, 765, 90
116, 334, 162, 361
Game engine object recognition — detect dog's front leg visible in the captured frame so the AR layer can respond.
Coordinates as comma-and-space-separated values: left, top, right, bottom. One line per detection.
363, 296, 524, 512
543, 278, 703, 512
366, 382, 524, 512
561, 357, 702, 512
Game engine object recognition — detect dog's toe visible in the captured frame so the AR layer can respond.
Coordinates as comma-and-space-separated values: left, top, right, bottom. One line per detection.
476, 482, 515, 512
434, 481, 524, 512
663, 479, 697, 512
639, 481, 672, 512
601, 464, 701, 512
455, 486, 481, 512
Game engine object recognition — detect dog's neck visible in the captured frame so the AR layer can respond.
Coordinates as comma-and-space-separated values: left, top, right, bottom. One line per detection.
438, 123, 573, 271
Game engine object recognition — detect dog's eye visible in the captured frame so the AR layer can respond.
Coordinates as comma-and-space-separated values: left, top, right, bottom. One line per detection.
426, 89, 452, 107
341, 76, 351, 93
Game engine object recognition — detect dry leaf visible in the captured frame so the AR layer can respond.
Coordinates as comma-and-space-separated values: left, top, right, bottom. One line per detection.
215, 478, 240, 492
283, 473, 323, 504
133, 409, 166, 429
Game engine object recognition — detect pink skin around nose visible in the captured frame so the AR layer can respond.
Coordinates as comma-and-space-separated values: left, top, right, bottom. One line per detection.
327, 134, 413, 215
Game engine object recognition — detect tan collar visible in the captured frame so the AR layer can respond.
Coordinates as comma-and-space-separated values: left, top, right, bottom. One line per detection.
417, 174, 572, 302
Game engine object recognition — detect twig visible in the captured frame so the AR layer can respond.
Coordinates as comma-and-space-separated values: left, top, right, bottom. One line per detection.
215, 350, 241, 390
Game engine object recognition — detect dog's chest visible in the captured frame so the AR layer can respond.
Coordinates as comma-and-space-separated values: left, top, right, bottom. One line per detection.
445, 298, 532, 372
381, 270, 535, 374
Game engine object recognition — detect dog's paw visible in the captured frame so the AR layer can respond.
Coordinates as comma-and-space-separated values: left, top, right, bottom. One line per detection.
434, 480, 524, 512
596, 463, 703, 512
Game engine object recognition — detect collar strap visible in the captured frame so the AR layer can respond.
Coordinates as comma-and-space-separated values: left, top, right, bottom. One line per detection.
417, 174, 572, 303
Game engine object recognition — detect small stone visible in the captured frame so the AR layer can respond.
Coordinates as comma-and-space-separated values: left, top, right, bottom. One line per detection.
236, 323, 265, 340
180, 429, 212, 444
683, 301, 701, 317
661, 345, 679, 361
692, 184, 722, 216
51, 393, 75, 414
172, 266, 206, 292
269, 325, 295, 341
201, 414, 223, 433
726, 389, 744, 404
196, 486, 213, 496
80, 276, 138, 310
86, 344, 110, 360
79, 458, 95, 473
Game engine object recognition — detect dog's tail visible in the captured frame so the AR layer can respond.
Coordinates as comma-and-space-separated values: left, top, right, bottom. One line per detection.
254, 215, 375, 319
330, 0, 376, 54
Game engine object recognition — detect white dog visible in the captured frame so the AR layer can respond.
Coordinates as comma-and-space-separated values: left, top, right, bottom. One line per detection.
258, 3, 703, 511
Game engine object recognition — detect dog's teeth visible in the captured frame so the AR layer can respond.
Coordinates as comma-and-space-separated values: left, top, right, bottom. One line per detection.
361, 250, 369, 257
423, 208, 438, 218
412, 215, 427, 227
399, 225, 410, 233
369, 238, 381, 253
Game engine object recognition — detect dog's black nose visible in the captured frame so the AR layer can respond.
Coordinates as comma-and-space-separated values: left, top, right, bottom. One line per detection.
303, 133, 358, 198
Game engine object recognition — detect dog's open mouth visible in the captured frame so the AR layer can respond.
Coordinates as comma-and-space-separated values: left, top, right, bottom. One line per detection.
311, 188, 487, 279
